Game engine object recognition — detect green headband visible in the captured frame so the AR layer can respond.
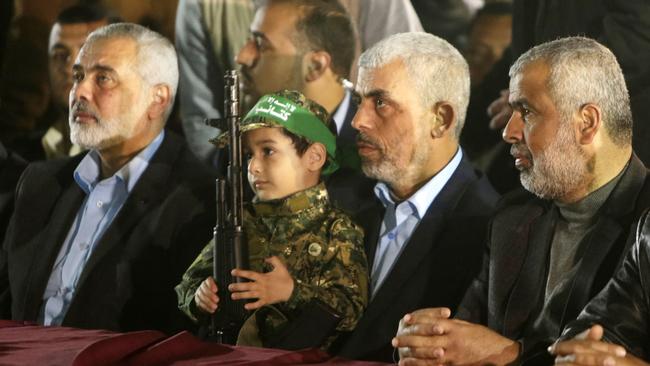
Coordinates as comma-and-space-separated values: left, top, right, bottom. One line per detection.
242, 94, 340, 175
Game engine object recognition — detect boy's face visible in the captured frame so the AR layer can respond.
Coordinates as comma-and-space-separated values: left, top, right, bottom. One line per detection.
244, 127, 314, 201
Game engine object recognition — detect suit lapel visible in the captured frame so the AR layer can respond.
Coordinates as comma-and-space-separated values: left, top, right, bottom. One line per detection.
502, 206, 555, 338
23, 163, 85, 320
560, 154, 647, 325
355, 199, 383, 267
360, 158, 476, 322
73, 133, 178, 293
364, 210, 445, 320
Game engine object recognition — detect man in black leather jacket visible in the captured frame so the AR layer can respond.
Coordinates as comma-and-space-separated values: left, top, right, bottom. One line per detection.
393, 36, 650, 366
551, 211, 650, 366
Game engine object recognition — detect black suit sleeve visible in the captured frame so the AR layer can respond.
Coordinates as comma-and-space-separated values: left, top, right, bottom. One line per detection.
454, 220, 493, 324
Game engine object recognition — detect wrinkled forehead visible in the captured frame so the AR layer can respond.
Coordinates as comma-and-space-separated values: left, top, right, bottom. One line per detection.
77, 36, 138, 71
356, 59, 408, 95
509, 60, 552, 104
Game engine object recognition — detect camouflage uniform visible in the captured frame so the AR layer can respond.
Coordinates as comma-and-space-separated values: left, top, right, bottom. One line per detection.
175, 182, 368, 349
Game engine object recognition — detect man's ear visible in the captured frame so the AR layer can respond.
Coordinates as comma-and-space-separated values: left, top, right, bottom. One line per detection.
577, 103, 601, 145
305, 51, 332, 82
431, 102, 456, 138
305, 142, 327, 172
147, 84, 171, 120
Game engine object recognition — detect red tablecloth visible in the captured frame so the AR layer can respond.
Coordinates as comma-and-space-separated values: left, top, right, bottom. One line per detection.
0, 320, 390, 365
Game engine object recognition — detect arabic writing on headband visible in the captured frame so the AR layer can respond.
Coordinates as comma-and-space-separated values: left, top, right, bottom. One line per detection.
254, 96, 297, 121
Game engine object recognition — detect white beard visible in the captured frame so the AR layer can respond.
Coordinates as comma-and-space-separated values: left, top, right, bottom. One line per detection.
359, 126, 431, 190
69, 100, 142, 150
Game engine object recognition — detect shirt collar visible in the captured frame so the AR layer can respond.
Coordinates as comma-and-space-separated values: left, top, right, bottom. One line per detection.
374, 148, 463, 219
73, 130, 165, 194
332, 88, 351, 134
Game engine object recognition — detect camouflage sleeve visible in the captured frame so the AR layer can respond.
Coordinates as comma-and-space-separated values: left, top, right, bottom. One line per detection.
284, 215, 369, 331
175, 238, 215, 323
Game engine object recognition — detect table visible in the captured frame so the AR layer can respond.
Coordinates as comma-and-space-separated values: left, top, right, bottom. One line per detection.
0, 320, 390, 365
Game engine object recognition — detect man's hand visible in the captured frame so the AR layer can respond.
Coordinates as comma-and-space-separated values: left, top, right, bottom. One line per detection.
394, 308, 451, 365
550, 325, 646, 366
393, 307, 519, 366
230, 256, 294, 310
194, 276, 219, 314
487, 89, 512, 130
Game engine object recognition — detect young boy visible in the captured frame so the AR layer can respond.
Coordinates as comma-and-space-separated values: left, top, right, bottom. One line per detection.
175, 90, 368, 350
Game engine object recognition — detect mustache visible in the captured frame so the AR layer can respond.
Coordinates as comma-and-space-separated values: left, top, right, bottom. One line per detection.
70, 100, 98, 120
356, 133, 381, 149
510, 143, 532, 159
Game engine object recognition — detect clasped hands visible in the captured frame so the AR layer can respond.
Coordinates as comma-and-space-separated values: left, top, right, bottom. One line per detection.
393, 307, 520, 366
194, 256, 294, 313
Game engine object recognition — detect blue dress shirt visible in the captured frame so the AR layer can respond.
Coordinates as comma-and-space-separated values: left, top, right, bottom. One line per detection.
370, 148, 463, 297
40, 130, 165, 325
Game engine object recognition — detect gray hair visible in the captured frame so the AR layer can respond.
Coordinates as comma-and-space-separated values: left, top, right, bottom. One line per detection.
85, 23, 179, 120
358, 32, 470, 138
509, 36, 632, 146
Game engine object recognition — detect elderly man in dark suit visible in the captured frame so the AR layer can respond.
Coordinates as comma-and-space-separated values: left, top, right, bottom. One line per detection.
394, 37, 650, 366
0, 23, 215, 334
330, 32, 500, 363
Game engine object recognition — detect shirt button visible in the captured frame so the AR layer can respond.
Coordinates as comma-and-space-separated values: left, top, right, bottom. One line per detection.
388, 232, 396, 240
79, 242, 89, 250
96, 201, 103, 208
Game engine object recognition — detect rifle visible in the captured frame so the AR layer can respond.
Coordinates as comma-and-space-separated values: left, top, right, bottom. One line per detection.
205, 70, 249, 344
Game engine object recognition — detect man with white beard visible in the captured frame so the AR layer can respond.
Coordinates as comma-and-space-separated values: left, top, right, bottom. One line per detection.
393, 37, 650, 366
0, 23, 215, 334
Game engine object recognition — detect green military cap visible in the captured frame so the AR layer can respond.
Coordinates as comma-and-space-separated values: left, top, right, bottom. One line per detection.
214, 90, 339, 175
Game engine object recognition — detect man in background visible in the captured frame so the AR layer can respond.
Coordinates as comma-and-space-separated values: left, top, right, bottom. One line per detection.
41, 4, 111, 160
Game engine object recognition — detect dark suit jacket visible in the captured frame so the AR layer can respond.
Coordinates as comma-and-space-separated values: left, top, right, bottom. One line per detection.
0, 142, 26, 242
332, 156, 500, 362
456, 154, 650, 365
0, 131, 216, 334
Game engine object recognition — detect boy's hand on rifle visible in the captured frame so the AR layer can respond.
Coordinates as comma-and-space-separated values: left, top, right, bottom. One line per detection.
230, 256, 294, 310
194, 277, 219, 314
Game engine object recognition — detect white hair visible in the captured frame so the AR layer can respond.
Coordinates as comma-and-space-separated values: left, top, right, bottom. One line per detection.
509, 36, 632, 146
85, 23, 179, 121
358, 32, 470, 138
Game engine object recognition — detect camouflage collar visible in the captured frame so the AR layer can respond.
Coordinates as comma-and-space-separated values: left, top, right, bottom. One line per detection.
252, 182, 329, 217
